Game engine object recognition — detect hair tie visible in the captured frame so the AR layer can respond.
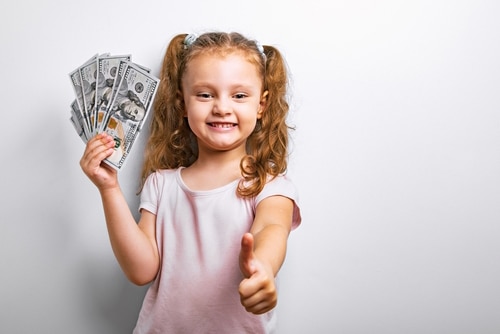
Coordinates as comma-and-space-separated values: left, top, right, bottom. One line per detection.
183, 33, 198, 49
255, 41, 266, 62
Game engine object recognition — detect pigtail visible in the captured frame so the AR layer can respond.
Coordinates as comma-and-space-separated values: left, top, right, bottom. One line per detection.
239, 45, 292, 197
140, 34, 196, 190
261, 45, 291, 172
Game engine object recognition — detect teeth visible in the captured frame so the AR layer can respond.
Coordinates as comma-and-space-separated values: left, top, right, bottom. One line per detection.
212, 123, 234, 128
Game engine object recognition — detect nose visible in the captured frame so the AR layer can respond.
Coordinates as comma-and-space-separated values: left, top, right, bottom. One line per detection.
213, 96, 232, 116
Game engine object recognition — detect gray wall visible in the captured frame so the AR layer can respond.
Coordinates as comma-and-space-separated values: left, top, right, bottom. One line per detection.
1, 0, 499, 333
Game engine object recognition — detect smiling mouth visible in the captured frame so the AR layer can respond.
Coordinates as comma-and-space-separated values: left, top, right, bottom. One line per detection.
209, 122, 237, 128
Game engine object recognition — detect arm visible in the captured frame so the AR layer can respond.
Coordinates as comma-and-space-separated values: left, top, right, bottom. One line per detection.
80, 133, 160, 285
238, 195, 294, 314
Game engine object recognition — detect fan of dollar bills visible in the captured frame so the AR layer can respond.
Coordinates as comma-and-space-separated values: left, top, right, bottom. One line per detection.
69, 53, 160, 170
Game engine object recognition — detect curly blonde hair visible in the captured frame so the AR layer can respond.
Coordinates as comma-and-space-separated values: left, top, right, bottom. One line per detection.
140, 32, 293, 198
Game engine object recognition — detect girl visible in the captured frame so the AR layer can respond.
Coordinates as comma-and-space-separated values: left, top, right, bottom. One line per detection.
80, 31, 301, 333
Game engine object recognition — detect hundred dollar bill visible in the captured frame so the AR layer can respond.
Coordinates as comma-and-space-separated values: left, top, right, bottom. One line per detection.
70, 100, 88, 143
79, 61, 97, 135
69, 54, 99, 138
79, 54, 112, 136
101, 62, 159, 170
95, 54, 131, 133
99, 59, 151, 133
99, 59, 129, 133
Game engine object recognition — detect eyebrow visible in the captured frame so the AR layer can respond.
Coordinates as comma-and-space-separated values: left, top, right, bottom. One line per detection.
189, 81, 261, 92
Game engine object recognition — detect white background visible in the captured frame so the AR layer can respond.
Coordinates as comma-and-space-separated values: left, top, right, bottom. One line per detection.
1, 0, 499, 333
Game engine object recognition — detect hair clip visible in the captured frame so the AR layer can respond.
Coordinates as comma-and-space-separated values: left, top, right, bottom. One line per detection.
255, 41, 266, 62
256, 42, 264, 55
183, 33, 198, 49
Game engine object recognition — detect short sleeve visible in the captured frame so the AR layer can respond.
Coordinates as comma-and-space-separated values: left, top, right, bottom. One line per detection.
139, 172, 160, 215
256, 175, 302, 230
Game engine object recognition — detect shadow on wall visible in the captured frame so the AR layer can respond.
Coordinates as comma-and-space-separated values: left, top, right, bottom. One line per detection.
78, 256, 149, 333
60, 109, 150, 332
76, 134, 150, 333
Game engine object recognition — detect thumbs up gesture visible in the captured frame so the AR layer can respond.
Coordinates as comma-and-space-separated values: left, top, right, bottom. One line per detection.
238, 233, 277, 314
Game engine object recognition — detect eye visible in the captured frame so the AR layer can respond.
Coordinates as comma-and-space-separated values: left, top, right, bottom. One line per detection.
197, 92, 213, 99
233, 93, 247, 99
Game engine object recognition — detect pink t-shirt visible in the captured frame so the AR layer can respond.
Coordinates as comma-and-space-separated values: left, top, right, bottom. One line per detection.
133, 168, 301, 334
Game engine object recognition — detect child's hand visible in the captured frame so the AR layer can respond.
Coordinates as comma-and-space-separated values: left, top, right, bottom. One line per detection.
238, 233, 277, 314
80, 133, 118, 190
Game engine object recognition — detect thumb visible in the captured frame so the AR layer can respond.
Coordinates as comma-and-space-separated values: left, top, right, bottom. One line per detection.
239, 233, 256, 278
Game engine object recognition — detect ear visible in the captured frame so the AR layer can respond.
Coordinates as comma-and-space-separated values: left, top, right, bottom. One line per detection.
257, 90, 268, 119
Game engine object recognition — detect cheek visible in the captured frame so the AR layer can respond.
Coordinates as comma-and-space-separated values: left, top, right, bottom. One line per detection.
182, 98, 196, 118
184, 100, 211, 120
184, 110, 202, 131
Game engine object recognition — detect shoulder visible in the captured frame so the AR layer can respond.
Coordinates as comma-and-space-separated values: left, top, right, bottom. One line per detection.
145, 168, 179, 182
140, 168, 182, 212
142, 168, 181, 193
256, 174, 302, 230
257, 174, 299, 202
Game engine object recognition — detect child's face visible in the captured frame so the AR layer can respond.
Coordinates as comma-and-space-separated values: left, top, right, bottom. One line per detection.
181, 52, 264, 154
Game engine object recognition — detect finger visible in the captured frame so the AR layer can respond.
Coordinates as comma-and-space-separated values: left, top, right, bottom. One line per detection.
239, 233, 256, 278
82, 134, 114, 162
80, 134, 115, 171
87, 133, 115, 154
239, 280, 277, 314
243, 298, 276, 315
238, 260, 268, 298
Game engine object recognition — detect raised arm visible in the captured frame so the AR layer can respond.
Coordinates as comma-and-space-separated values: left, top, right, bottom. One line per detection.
80, 133, 160, 285
238, 195, 294, 314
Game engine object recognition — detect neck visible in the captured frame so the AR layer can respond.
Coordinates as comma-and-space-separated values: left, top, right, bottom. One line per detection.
181, 147, 246, 191
198, 149, 243, 167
